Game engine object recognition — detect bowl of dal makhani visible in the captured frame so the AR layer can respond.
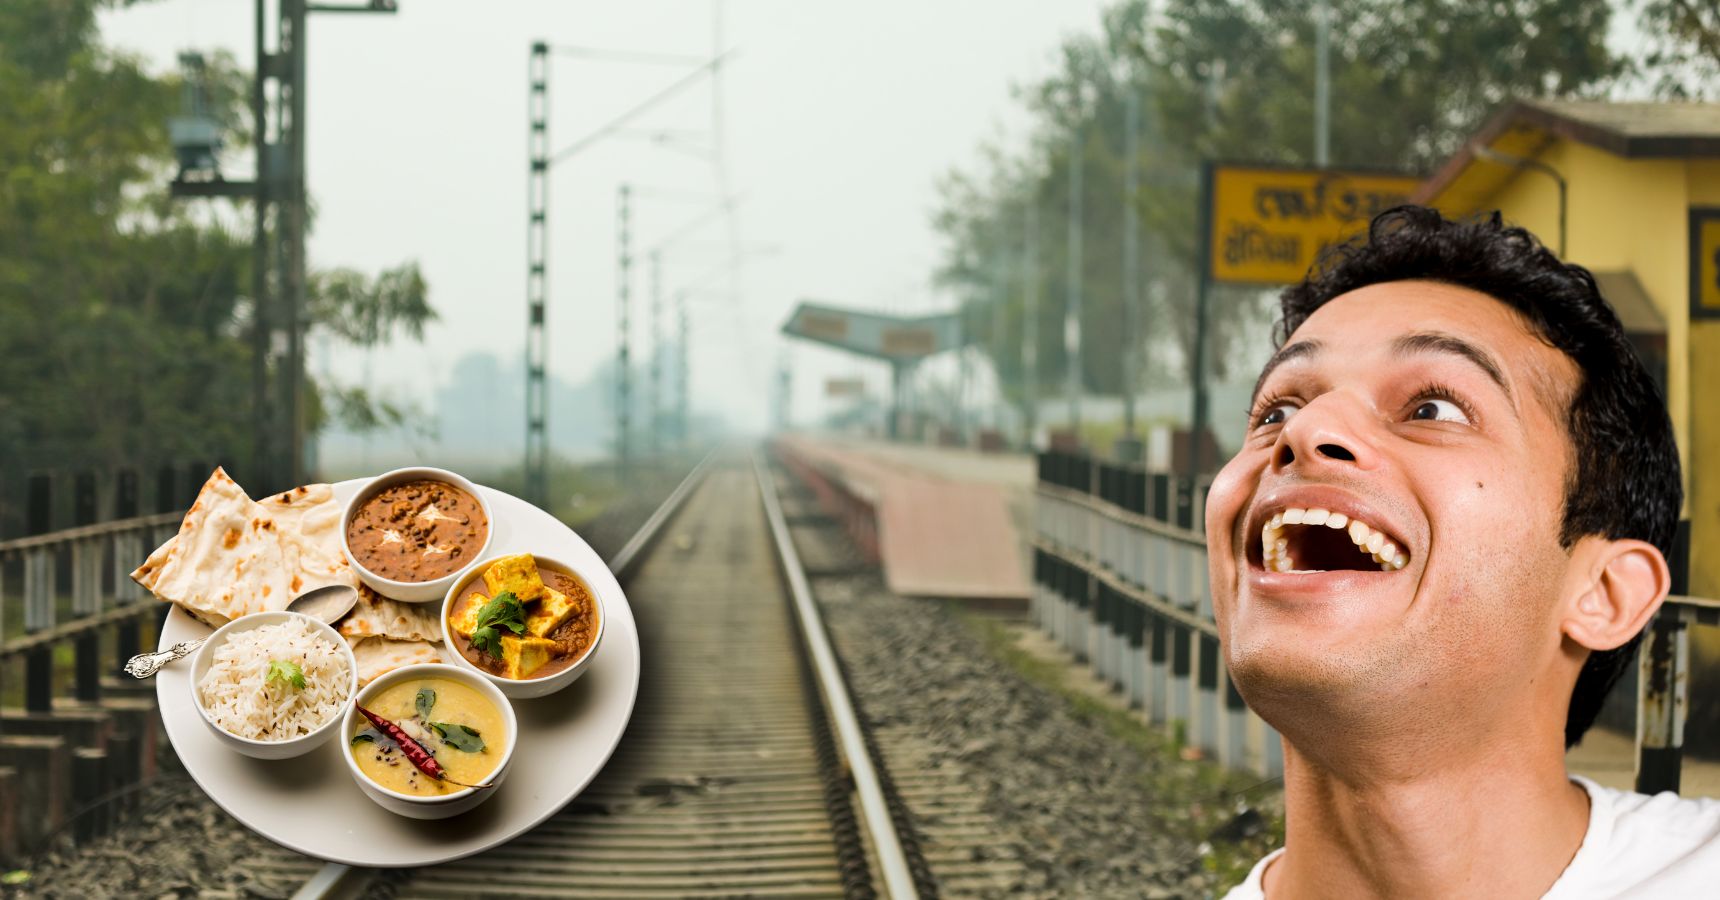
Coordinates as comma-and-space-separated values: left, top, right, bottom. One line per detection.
441, 552, 605, 699
342, 663, 515, 819
341, 466, 493, 603
190, 610, 357, 760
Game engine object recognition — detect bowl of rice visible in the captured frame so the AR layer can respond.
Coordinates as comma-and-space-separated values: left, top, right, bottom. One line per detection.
191, 610, 358, 760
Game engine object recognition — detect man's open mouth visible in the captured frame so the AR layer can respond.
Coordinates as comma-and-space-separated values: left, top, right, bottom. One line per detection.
1259, 507, 1409, 573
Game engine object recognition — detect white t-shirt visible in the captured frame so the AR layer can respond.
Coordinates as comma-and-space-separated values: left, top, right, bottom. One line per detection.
1224, 776, 1720, 899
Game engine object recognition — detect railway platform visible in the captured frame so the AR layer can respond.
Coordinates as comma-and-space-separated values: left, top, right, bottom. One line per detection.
774, 434, 1031, 606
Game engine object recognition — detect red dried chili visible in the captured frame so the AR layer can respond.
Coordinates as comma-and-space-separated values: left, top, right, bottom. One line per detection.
355, 703, 492, 790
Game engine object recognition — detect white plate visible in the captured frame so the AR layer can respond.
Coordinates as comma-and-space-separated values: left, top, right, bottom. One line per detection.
156, 480, 640, 868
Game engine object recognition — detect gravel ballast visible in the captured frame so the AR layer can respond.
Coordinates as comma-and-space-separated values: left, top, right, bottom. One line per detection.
781, 474, 1282, 898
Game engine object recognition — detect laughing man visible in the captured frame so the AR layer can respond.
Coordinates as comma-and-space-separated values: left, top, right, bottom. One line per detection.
1209, 206, 1720, 898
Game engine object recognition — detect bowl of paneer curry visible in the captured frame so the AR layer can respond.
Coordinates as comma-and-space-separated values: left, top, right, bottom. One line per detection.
440, 552, 604, 699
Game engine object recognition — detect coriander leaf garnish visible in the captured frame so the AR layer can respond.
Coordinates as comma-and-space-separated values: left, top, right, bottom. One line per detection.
469, 593, 527, 659
429, 722, 485, 753
415, 688, 436, 722
267, 659, 306, 691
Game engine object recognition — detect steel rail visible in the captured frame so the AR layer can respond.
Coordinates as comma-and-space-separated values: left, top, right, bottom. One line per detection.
753, 452, 920, 899
291, 450, 717, 900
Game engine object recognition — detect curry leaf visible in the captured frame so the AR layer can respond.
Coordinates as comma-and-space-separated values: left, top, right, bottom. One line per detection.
351, 731, 377, 747
415, 688, 436, 722
430, 722, 485, 753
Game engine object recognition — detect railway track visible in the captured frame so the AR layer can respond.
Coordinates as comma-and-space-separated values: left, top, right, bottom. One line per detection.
269, 451, 920, 899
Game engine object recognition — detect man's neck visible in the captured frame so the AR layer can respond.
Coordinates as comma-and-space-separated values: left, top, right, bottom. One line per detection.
1264, 734, 1591, 899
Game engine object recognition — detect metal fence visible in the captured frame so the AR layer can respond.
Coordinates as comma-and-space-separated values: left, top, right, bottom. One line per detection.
1032, 450, 1717, 794
0, 462, 208, 860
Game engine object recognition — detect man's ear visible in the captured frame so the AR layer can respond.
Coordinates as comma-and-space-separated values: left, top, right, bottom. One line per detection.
1562, 537, 1671, 652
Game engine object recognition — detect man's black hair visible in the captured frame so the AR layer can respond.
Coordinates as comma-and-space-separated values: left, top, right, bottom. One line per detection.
1277, 204, 1682, 749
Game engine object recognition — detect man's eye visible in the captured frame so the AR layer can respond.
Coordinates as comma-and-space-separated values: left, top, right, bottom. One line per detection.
1258, 403, 1297, 427
1410, 399, 1469, 423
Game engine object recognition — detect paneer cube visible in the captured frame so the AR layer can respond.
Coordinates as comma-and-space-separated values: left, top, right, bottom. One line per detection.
482, 553, 545, 602
525, 586, 582, 638
499, 635, 557, 679
449, 594, 487, 639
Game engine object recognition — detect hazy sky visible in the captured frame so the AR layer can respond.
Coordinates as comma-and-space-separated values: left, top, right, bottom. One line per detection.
100, 0, 1111, 458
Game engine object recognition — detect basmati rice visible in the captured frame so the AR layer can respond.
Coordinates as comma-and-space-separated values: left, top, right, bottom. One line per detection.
197, 617, 352, 741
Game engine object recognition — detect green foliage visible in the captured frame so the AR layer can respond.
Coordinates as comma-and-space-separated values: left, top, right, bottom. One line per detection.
1631, 0, 1720, 97
933, 0, 1632, 428
0, 0, 433, 491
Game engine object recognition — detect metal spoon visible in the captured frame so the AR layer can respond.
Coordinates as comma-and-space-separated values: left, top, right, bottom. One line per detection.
123, 584, 362, 679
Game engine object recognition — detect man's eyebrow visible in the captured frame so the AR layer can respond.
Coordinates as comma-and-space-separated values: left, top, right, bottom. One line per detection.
1251, 339, 1323, 402
1391, 331, 1513, 400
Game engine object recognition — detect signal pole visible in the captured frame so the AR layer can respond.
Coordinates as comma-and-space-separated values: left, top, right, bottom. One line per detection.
170, 0, 396, 493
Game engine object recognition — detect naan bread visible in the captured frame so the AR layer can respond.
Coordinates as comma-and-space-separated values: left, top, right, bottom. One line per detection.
130, 468, 356, 627
258, 483, 357, 596
130, 468, 294, 628
338, 583, 442, 642
348, 637, 445, 687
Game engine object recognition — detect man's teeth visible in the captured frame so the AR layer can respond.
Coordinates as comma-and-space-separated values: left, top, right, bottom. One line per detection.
1260, 506, 1407, 573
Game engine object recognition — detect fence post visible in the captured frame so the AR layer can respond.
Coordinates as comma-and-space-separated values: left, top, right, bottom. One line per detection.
1148, 610, 1168, 724
24, 474, 54, 714
1636, 520, 1691, 795
184, 462, 206, 507
1221, 666, 1249, 770
113, 469, 143, 673
1170, 621, 1192, 740
73, 472, 101, 704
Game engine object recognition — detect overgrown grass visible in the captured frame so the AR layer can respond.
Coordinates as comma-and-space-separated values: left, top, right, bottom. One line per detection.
950, 604, 1284, 892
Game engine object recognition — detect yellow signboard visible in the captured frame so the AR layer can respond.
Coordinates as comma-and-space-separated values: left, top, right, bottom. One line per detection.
1692, 210, 1720, 320
1208, 165, 1423, 285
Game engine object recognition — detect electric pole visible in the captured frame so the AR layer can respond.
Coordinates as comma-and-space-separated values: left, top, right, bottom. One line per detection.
522, 44, 730, 502
676, 291, 690, 447
1315, 0, 1331, 167
649, 249, 663, 456
526, 41, 550, 507
1023, 199, 1040, 447
1119, 84, 1143, 461
617, 183, 634, 475
1065, 120, 1084, 440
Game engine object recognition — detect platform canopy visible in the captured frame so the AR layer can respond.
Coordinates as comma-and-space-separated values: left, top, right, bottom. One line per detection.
780, 301, 965, 363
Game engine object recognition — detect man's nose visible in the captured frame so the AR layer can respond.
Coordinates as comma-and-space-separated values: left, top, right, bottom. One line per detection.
1271, 394, 1377, 473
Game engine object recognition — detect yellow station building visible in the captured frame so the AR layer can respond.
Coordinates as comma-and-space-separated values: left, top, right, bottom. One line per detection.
1418, 99, 1720, 598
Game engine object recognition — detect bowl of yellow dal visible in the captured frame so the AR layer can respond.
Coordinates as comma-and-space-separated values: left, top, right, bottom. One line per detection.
341, 663, 516, 819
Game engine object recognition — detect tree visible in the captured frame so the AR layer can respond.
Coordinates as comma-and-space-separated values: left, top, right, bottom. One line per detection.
0, 0, 434, 526
1633, 0, 1720, 97
932, 0, 1627, 441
